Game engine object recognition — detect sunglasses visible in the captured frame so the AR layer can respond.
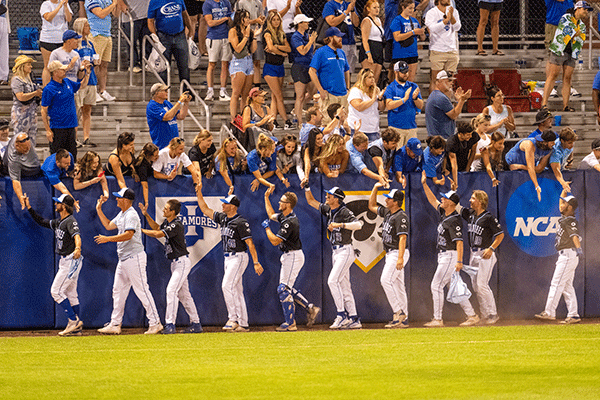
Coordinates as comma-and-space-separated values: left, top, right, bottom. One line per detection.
17, 136, 30, 143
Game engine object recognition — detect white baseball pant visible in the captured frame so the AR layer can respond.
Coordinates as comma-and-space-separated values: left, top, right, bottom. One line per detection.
468, 249, 498, 317
279, 250, 304, 287
50, 253, 81, 306
222, 252, 249, 327
165, 255, 200, 325
544, 248, 580, 318
328, 245, 357, 316
431, 250, 476, 320
380, 249, 410, 316
109, 252, 161, 326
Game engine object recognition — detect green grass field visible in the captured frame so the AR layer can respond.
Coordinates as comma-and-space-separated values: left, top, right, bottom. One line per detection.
1, 324, 600, 399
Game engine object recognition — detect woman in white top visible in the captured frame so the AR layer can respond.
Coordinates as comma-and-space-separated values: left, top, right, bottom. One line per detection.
470, 113, 500, 187
347, 68, 385, 142
359, 0, 384, 86
152, 137, 201, 188
482, 86, 515, 137
40, 0, 73, 85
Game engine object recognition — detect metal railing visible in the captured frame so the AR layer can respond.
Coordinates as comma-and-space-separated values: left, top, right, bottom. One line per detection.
179, 79, 210, 139
141, 35, 171, 101
117, 10, 135, 87
588, 4, 600, 70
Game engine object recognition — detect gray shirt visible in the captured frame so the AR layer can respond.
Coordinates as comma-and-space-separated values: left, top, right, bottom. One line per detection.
4, 135, 41, 181
125, 0, 149, 20
48, 47, 81, 83
111, 206, 145, 260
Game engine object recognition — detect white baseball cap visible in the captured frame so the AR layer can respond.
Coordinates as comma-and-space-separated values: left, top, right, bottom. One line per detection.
436, 70, 455, 81
293, 14, 313, 25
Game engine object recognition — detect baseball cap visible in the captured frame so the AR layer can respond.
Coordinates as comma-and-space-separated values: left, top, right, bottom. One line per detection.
63, 29, 82, 42
325, 27, 345, 38
574, 1, 593, 10
249, 87, 268, 98
441, 190, 460, 204
47, 60, 69, 73
560, 195, 579, 210
533, 109, 553, 125
325, 186, 345, 200
436, 70, 455, 81
220, 194, 241, 207
394, 60, 409, 73
0, 118, 9, 130
406, 137, 423, 157
293, 14, 313, 25
52, 193, 75, 207
384, 189, 404, 203
113, 187, 135, 200
535, 129, 557, 142
150, 83, 170, 96
592, 138, 600, 150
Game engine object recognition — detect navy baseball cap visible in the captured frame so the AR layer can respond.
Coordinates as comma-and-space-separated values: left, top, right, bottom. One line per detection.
63, 30, 82, 42
52, 193, 75, 207
384, 189, 404, 203
406, 138, 423, 157
325, 187, 345, 200
560, 195, 578, 210
113, 187, 135, 200
442, 190, 460, 204
325, 27, 345, 38
220, 195, 240, 207
535, 129, 557, 142
394, 61, 409, 73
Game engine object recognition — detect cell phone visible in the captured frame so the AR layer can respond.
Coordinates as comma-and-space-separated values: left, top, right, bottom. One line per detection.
98, 171, 105, 177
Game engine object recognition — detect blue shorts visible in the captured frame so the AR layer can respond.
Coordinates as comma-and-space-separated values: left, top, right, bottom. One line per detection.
262, 63, 285, 78
229, 55, 254, 76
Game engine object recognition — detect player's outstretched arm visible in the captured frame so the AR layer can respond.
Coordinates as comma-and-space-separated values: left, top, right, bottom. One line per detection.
141, 228, 165, 239
139, 203, 160, 230
264, 185, 277, 220
24, 194, 52, 229
195, 180, 215, 219
420, 171, 440, 209
304, 187, 320, 210
95, 196, 116, 230
522, 141, 542, 201
368, 182, 383, 214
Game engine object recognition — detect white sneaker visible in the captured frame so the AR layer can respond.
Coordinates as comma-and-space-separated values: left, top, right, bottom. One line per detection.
219, 90, 231, 101
58, 317, 83, 336
329, 315, 345, 329
95, 92, 104, 103
571, 87, 581, 97
98, 323, 121, 335
100, 90, 116, 102
144, 323, 164, 334
550, 88, 559, 98
132, 66, 142, 73
205, 89, 214, 101
424, 319, 444, 328
460, 314, 480, 326
344, 318, 362, 329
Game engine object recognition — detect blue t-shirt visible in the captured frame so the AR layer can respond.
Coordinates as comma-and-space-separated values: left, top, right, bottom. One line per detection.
528, 128, 542, 139
505, 137, 552, 166
384, 0, 399, 41
550, 139, 572, 168
384, 80, 421, 129
203, 0, 232, 40
425, 90, 455, 139
146, 99, 179, 149
77, 40, 98, 86
346, 139, 367, 173
545, 0, 573, 25
42, 152, 75, 185
423, 146, 445, 178
41, 79, 81, 129
310, 45, 349, 97
299, 123, 322, 145
393, 146, 423, 174
322, 0, 355, 45
85, 0, 112, 36
593, 70, 600, 91
290, 31, 313, 67
391, 15, 420, 59
148, 0, 187, 35
246, 149, 277, 174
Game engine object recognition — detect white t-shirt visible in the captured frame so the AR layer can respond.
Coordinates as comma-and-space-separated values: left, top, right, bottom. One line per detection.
470, 134, 491, 172
425, 6, 461, 53
153, 147, 192, 175
578, 152, 600, 170
0, 138, 9, 158
111, 206, 144, 260
40, 1, 73, 44
266, 0, 296, 34
48, 47, 81, 82
347, 87, 380, 134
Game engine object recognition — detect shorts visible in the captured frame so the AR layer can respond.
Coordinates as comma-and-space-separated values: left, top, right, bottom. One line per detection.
545, 24, 558, 49
88, 35, 113, 62
75, 85, 97, 108
392, 56, 419, 66
479, 1, 503, 11
253, 38, 265, 61
429, 50, 459, 72
40, 41, 62, 52
343, 44, 358, 73
549, 51, 575, 68
206, 37, 232, 62
184, 0, 203, 16
358, 40, 384, 65
384, 39, 393, 63
291, 63, 311, 84
263, 63, 285, 78
229, 55, 254, 76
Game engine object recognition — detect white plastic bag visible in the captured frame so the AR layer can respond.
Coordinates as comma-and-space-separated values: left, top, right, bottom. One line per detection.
147, 38, 167, 73
188, 37, 201, 70
446, 271, 472, 304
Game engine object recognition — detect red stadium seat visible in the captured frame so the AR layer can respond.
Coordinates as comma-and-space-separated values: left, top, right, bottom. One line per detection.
454, 69, 487, 113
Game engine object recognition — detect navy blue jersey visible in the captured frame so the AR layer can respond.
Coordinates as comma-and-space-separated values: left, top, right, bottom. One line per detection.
160, 217, 189, 260
377, 206, 409, 252
275, 212, 302, 252
320, 203, 357, 246
460, 208, 503, 249
436, 205, 462, 251
555, 215, 581, 251
213, 212, 252, 253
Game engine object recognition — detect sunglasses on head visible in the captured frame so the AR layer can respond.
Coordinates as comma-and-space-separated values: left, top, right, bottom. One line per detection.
17, 136, 30, 143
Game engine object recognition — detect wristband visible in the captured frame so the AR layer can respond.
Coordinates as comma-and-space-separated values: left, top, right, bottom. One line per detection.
366, 50, 371, 54
177, 101, 183, 105
489, 247, 496, 252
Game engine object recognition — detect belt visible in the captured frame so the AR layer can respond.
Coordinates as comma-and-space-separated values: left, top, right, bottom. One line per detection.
559, 249, 575, 255
282, 249, 302, 254
332, 244, 350, 250
173, 255, 189, 261
224, 252, 237, 257
472, 247, 483, 252
439, 249, 457, 254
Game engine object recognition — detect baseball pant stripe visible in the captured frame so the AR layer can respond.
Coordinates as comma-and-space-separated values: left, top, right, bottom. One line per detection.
380, 249, 409, 316
223, 253, 249, 326
132, 253, 160, 326
328, 246, 353, 313
166, 257, 196, 325
470, 250, 498, 317
173, 257, 200, 324
51, 255, 79, 304
544, 249, 579, 318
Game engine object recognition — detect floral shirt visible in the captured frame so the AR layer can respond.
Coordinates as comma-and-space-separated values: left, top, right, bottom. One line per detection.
549, 13, 586, 58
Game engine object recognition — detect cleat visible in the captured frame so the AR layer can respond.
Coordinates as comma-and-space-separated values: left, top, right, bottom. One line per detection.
219, 91, 231, 101
222, 320, 239, 330
424, 319, 444, 328
550, 88, 559, 98
276, 322, 297, 332
460, 314, 480, 326
144, 323, 163, 334
385, 311, 406, 328
560, 317, 581, 324
399, 319, 409, 328
485, 314, 500, 325
329, 315, 345, 329
534, 311, 556, 321
306, 305, 320, 327
344, 318, 362, 330
204, 90, 214, 101
183, 323, 203, 333
100, 90, 116, 102
162, 323, 176, 334
232, 325, 249, 332
98, 323, 121, 335
58, 317, 83, 336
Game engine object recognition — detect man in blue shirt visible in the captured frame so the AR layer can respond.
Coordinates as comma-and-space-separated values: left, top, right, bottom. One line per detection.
384, 61, 424, 147
323, 0, 359, 79
309, 27, 350, 125
550, 127, 577, 192
394, 137, 423, 188
425, 70, 471, 139
592, 69, 600, 124
41, 149, 78, 209
146, 83, 191, 149
346, 132, 389, 185
528, 109, 554, 138
299, 106, 323, 145
148, 0, 192, 86
203, 0, 233, 101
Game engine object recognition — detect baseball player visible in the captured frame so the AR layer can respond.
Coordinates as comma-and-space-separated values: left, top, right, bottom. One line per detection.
420, 171, 480, 327
24, 193, 84, 336
535, 190, 583, 324
457, 190, 504, 325
367, 183, 410, 328
195, 180, 263, 332
305, 186, 364, 329
95, 188, 162, 335
263, 187, 321, 331
140, 199, 203, 334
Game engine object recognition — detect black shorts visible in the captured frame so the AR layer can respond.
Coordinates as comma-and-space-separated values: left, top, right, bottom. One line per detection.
40, 41, 62, 52
391, 56, 419, 66
358, 40, 384, 65
384, 39, 393, 63
291, 63, 311, 84
479, 1, 503, 12
184, 0, 204, 16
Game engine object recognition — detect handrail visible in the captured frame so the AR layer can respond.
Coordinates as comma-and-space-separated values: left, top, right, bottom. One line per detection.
219, 124, 248, 157
180, 80, 210, 138
117, 10, 134, 86
588, 4, 600, 69
141, 35, 171, 101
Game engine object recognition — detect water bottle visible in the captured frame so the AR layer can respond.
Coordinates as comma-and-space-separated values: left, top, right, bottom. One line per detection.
577, 57, 584, 71
515, 57, 521, 69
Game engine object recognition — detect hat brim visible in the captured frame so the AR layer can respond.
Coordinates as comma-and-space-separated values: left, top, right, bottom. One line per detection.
52, 197, 63, 203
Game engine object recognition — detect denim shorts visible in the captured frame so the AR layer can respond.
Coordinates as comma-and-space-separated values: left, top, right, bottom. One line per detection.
229, 55, 254, 76
262, 63, 285, 78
